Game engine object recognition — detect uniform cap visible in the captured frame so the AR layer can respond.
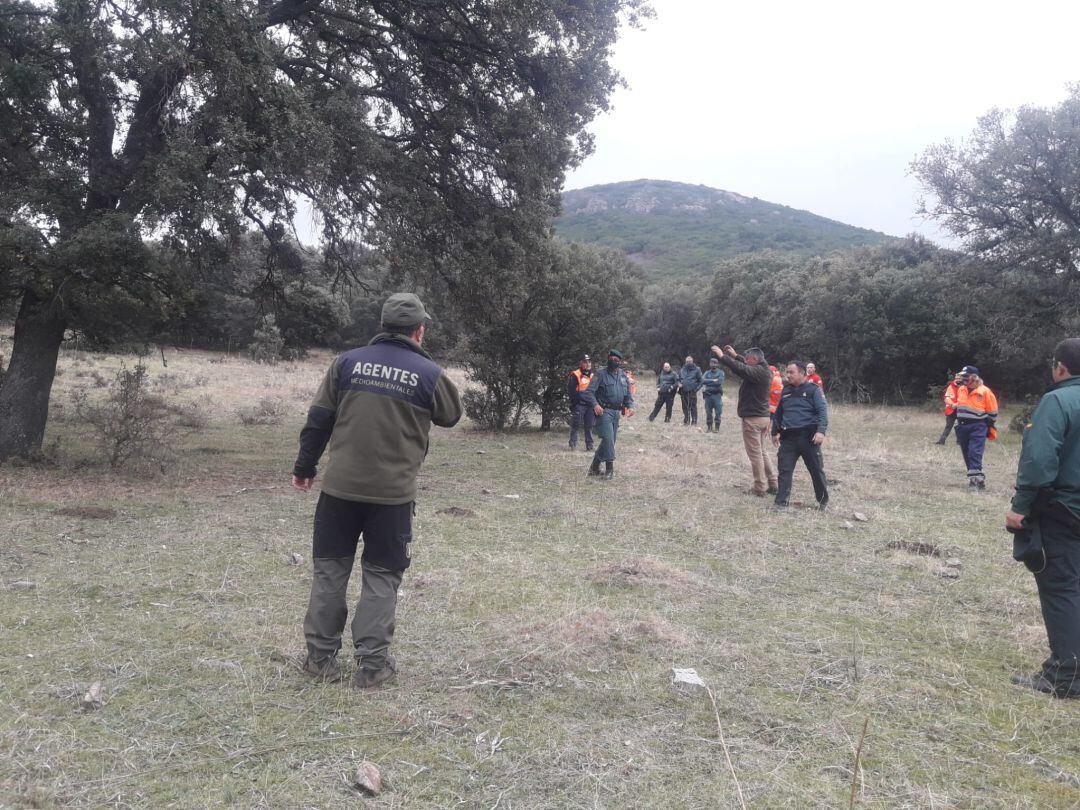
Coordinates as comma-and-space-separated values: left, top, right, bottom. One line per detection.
381, 293, 432, 327
580, 354, 591, 361
961, 365, 979, 376
608, 349, 623, 359
709, 356, 720, 364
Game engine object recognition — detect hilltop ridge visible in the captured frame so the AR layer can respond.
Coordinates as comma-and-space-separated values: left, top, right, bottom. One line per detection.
555, 179, 894, 278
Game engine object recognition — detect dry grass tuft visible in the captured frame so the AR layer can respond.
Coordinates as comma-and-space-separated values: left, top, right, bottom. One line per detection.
586, 556, 706, 589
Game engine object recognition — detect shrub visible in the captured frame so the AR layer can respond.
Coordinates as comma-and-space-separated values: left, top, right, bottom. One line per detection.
72, 363, 174, 468
237, 397, 287, 426
248, 314, 285, 364
1009, 400, 1039, 434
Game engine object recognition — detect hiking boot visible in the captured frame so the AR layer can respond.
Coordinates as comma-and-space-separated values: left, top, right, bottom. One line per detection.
976, 479, 986, 490
968, 480, 980, 493
934, 438, 947, 445
353, 656, 397, 690
302, 655, 343, 683
748, 488, 766, 497
766, 485, 779, 495
587, 465, 602, 477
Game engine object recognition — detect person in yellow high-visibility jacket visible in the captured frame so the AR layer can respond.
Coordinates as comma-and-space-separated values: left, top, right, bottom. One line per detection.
954, 365, 998, 490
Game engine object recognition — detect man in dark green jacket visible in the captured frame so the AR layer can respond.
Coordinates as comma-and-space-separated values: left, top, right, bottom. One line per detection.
1007, 338, 1080, 698
579, 349, 635, 479
292, 293, 462, 690
678, 356, 703, 426
648, 362, 679, 422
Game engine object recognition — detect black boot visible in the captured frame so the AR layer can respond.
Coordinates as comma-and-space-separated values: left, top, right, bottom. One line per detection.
603, 462, 614, 479
587, 460, 602, 477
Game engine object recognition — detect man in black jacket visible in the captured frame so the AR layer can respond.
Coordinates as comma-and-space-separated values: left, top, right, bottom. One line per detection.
771, 361, 829, 510
712, 344, 777, 496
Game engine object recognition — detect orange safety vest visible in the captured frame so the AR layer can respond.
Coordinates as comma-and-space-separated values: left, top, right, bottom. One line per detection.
626, 370, 636, 396
943, 381, 960, 415
570, 368, 592, 392
769, 369, 783, 413
955, 384, 999, 439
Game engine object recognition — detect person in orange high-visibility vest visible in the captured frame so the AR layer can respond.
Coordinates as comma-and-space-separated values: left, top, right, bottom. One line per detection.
567, 354, 594, 451
768, 365, 783, 414
935, 372, 964, 445
954, 365, 999, 490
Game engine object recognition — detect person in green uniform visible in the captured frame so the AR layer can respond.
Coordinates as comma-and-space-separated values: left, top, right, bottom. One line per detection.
579, 349, 635, 479
701, 357, 725, 433
1006, 338, 1080, 698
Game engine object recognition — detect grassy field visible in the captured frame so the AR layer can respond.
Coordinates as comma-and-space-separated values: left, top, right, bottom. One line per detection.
2, 347, 1078, 809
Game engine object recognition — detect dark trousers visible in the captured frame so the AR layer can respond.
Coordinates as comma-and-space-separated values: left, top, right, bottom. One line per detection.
649, 391, 676, 421
775, 428, 828, 506
703, 393, 723, 429
303, 493, 411, 669
1034, 513, 1080, 693
937, 411, 957, 442
956, 421, 988, 482
590, 408, 620, 464
680, 390, 698, 424
569, 402, 595, 449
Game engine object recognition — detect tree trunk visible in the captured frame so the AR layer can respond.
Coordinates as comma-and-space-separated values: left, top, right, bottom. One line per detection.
0, 293, 67, 461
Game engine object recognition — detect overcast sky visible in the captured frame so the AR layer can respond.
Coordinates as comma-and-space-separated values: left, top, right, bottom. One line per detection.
565, 0, 1080, 242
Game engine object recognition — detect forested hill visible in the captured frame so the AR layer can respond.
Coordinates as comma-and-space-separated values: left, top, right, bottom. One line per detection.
555, 179, 895, 278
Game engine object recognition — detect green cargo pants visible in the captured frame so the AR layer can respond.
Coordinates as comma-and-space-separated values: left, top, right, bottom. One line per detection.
303, 557, 402, 671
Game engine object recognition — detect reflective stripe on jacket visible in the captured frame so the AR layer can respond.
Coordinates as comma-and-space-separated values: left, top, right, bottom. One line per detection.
955, 384, 998, 422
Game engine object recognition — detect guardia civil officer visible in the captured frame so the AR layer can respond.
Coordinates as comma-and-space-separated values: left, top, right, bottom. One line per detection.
678, 355, 703, 426
1006, 338, 1080, 698
292, 293, 462, 689
770, 361, 829, 510
648, 362, 680, 422
567, 354, 594, 451
580, 349, 635, 479
701, 356, 725, 433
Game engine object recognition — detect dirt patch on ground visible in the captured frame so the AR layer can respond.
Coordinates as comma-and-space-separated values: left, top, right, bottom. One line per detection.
410, 569, 460, 589
586, 557, 705, 589
436, 507, 477, 518
53, 506, 118, 519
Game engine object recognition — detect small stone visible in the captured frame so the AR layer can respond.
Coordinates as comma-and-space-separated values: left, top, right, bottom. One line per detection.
672, 667, 707, 694
288, 553, 302, 565
936, 567, 960, 579
852, 512, 869, 522
476, 450, 486, 455
10, 580, 36, 590
946, 558, 962, 568
80, 681, 106, 711
504, 494, 521, 500
353, 760, 381, 796
481, 488, 495, 495
842, 521, 855, 530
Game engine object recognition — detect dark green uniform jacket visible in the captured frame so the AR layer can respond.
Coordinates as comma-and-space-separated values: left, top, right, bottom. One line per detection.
580, 366, 635, 411
657, 370, 679, 393
702, 368, 725, 395
1012, 376, 1080, 517
294, 333, 463, 504
772, 381, 828, 435
678, 363, 703, 393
